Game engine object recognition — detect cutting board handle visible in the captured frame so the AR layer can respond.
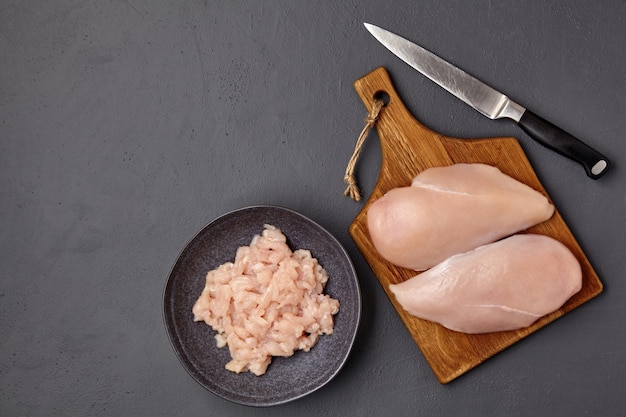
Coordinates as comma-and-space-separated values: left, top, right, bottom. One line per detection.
353, 67, 453, 192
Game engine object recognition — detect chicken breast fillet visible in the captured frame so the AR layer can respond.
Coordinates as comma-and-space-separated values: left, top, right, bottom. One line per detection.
389, 234, 582, 334
367, 163, 555, 270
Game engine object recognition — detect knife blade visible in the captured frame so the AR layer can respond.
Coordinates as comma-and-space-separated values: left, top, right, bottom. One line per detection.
364, 22, 610, 179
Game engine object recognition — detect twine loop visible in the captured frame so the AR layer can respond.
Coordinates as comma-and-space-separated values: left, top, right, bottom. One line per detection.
343, 98, 384, 201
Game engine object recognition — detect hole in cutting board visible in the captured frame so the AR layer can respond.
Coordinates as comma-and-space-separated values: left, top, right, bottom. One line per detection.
373, 90, 390, 106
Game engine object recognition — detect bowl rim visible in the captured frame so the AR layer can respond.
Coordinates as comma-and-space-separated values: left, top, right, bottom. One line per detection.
162, 205, 362, 406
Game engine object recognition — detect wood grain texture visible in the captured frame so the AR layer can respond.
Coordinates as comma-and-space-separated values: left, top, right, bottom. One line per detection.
349, 67, 603, 384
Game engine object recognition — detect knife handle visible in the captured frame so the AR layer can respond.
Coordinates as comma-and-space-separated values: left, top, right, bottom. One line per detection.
518, 110, 610, 179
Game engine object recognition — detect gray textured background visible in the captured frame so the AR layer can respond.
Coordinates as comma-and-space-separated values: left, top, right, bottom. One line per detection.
2, 1, 625, 416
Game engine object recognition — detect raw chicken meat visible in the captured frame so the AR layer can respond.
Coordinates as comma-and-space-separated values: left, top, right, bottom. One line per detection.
389, 234, 582, 333
367, 163, 555, 270
192, 225, 340, 376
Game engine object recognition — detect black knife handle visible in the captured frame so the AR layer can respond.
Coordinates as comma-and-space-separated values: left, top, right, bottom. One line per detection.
518, 110, 610, 179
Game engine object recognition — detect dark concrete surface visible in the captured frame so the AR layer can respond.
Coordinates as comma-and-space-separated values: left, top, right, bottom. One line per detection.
2, 1, 625, 415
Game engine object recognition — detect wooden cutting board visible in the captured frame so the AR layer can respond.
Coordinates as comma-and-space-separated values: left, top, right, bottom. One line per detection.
349, 67, 603, 384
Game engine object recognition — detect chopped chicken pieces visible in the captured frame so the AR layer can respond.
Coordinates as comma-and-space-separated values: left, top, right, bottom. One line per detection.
192, 225, 340, 375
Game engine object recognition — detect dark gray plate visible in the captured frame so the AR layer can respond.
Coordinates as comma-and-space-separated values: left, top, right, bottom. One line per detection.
163, 205, 361, 407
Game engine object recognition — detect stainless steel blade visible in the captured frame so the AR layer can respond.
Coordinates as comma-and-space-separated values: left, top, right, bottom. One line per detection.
364, 23, 526, 122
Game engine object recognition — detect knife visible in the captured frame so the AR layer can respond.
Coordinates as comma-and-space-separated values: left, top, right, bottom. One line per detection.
364, 23, 610, 179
